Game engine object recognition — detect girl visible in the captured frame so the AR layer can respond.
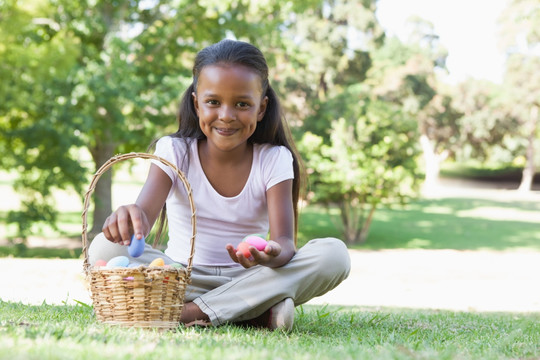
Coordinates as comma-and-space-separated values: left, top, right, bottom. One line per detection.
89, 39, 351, 331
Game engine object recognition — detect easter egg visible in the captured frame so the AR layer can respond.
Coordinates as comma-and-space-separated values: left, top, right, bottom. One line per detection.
106, 256, 130, 268
94, 259, 107, 268
244, 235, 268, 251
149, 257, 165, 267
237, 242, 253, 258
170, 263, 184, 269
128, 234, 145, 258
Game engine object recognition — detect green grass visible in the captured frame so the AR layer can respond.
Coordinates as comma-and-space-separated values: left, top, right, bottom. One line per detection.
0, 301, 538, 359
297, 198, 540, 251
0, 244, 82, 258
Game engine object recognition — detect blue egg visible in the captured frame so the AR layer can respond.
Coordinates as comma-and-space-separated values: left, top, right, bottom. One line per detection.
128, 234, 145, 258
106, 256, 130, 268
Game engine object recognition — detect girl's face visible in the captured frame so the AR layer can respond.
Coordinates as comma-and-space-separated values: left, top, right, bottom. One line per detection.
192, 64, 268, 154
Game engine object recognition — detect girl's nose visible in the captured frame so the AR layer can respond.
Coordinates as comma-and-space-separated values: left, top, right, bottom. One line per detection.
218, 105, 236, 122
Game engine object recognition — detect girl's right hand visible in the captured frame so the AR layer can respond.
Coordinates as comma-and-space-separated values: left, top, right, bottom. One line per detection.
102, 204, 149, 246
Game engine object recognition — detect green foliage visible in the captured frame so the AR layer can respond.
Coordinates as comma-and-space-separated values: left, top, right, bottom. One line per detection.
497, 0, 540, 190
299, 84, 421, 244
0, 0, 314, 236
451, 80, 521, 164
3, 0, 537, 243
0, 1, 88, 237
1, 301, 539, 359
275, 0, 382, 125
293, 17, 439, 245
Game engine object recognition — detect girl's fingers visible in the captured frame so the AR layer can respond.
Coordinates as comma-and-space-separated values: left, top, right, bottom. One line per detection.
102, 205, 148, 245
116, 207, 132, 245
236, 253, 254, 268
226, 242, 282, 268
226, 244, 240, 263
128, 205, 146, 241
101, 218, 112, 241
264, 241, 282, 257
102, 214, 121, 243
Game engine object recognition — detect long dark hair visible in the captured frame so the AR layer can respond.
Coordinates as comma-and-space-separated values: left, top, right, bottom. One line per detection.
156, 39, 304, 244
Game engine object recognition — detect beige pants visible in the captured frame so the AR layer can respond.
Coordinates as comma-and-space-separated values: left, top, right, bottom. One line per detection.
89, 234, 351, 325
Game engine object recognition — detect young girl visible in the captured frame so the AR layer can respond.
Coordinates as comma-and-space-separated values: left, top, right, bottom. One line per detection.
89, 39, 350, 331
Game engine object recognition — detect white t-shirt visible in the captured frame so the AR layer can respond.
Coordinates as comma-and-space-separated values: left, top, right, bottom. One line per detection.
151, 136, 294, 266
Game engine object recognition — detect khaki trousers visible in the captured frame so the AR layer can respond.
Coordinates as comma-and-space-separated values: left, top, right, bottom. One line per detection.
89, 234, 351, 325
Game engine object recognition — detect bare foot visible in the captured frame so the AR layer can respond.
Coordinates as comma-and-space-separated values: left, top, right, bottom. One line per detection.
180, 302, 211, 327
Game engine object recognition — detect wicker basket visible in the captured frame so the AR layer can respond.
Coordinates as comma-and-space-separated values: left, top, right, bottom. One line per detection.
81, 152, 196, 330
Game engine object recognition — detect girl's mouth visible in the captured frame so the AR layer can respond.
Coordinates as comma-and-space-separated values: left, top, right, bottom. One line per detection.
215, 127, 238, 136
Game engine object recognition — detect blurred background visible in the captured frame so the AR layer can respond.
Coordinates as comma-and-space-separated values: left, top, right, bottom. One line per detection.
0, 0, 538, 254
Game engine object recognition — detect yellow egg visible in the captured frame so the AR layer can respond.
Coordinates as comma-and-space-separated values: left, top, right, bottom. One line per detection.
149, 258, 165, 267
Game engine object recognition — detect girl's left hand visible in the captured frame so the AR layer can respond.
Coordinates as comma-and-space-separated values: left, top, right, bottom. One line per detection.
226, 240, 282, 268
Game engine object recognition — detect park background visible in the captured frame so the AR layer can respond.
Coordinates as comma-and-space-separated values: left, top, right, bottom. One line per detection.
0, 1, 539, 359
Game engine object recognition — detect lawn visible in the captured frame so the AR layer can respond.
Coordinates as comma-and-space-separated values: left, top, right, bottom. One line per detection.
1, 177, 540, 359
299, 196, 540, 251
0, 301, 539, 360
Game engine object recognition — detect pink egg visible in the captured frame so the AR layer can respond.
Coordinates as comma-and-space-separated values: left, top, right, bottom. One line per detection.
94, 259, 107, 268
237, 242, 252, 258
245, 235, 268, 251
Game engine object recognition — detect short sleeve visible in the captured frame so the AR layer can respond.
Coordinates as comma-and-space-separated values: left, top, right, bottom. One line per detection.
261, 145, 294, 190
151, 136, 188, 188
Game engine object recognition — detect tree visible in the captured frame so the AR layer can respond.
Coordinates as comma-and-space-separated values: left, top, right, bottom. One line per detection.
0, 0, 86, 237
289, 3, 435, 244
299, 85, 421, 244
417, 90, 462, 192
382, 17, 458, 193
451, 79, 520, 168
498, 0, 540, 191
274, 0, 384, 130
0, 0, 302, 238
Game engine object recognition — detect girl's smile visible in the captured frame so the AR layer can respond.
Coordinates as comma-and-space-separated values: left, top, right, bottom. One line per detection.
192, 64, 268, 156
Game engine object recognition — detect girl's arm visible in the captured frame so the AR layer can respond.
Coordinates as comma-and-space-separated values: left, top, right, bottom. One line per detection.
227, 179, 296, 268
102, 164, 172, 245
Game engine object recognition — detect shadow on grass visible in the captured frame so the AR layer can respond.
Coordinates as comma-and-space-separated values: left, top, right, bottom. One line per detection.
0, 244, 83, 259
298, 198, 540, 251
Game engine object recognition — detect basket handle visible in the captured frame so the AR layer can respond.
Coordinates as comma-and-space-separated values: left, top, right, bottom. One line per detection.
82, 152, 196, 278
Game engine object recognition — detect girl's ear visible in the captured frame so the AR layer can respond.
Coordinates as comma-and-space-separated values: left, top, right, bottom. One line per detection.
257, 96, 268, 122
192, 92, 199, 116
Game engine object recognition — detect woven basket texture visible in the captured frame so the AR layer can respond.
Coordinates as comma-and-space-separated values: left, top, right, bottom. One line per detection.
81, 153, 196, 329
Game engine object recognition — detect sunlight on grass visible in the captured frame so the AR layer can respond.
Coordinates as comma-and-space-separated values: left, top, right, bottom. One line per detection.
364, 198, 540, 251
457, 206, 540, 222
415, 220, 434, 228
423, 205, 453, 214
406, 238, 432, 247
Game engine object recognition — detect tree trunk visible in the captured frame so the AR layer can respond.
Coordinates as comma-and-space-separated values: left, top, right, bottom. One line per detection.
338, 200, 357, 244
358, 204, 376, 244
518, 105, 538, 192
88, 137, 116, 238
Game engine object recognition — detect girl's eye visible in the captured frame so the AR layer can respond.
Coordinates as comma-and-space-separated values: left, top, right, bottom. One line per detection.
206, 100, 219, 105
236, 102, 250, 108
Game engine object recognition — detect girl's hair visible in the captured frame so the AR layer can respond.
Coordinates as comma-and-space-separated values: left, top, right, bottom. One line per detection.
156, 39, 304, 244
